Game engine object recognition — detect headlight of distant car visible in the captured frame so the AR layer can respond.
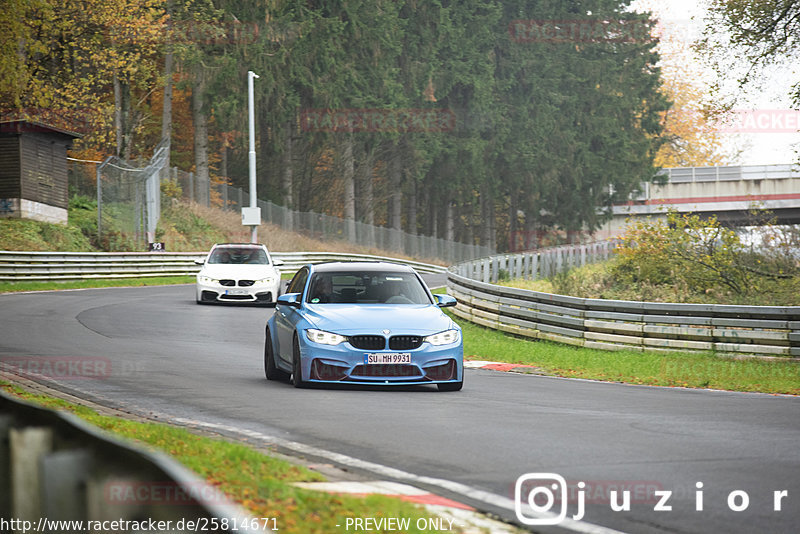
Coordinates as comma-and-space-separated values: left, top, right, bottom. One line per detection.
424, 329, 460, 346
198, 275, 218, 284
306, 329, 348, 346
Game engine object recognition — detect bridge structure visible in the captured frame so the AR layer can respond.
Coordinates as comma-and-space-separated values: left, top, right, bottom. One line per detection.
595, 163, 800, 239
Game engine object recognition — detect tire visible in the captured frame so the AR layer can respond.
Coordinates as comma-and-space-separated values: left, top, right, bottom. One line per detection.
264, 328, 290, 381
437, 380, 463, 392
291, 336, 308, 388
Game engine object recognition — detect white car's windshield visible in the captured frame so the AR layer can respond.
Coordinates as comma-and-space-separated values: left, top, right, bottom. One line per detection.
208, 248, 268, 265
307, 272, 431, 305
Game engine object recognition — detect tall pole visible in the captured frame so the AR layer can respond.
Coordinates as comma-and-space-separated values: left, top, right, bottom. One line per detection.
248, 70, 260, 243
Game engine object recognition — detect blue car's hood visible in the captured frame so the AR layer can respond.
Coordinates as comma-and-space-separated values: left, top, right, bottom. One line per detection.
303, 304, 455, 336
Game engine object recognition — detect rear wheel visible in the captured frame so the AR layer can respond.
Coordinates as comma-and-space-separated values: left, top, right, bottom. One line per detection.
291, 336, 307, 388
264, 328, 290, 381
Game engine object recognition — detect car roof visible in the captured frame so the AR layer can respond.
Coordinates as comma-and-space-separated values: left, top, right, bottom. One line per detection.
310, 261, 415, 274
211, 243, 266, 249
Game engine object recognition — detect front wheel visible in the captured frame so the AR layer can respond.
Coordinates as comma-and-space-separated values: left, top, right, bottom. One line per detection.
291, 336, 307, 388
437, 380, 463, 392
264, 328, 290, 382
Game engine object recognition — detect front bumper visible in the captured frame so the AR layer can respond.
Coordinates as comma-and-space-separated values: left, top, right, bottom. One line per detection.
196, 280, 279, 303
298, 336, 463, 385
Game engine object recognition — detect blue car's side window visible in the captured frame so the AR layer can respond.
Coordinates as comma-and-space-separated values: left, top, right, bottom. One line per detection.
286, 267, 309, 297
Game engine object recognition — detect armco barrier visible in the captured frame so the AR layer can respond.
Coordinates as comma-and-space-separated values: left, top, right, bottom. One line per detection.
0, 390, 254, 532
0, 251, 446, 281
451, 241, 619, 284
448, 249, 800, 359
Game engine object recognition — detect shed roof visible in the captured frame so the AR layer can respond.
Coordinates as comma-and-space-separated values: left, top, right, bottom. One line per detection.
0, 119, 83, 139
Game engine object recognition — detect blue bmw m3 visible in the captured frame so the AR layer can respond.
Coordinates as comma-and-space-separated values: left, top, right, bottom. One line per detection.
264, 262, 463, 391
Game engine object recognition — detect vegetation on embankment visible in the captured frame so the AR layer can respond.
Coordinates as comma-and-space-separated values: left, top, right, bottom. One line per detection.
0, 382, 456, 534
0, 196, 434, 263
503, 212, 800, 306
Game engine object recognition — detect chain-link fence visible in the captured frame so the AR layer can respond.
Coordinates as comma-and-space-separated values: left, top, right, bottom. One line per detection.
68, 140, 170, 249
69, 148, 493, 263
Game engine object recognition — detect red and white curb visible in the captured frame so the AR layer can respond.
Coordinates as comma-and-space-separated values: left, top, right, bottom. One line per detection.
293, 480, 521, 533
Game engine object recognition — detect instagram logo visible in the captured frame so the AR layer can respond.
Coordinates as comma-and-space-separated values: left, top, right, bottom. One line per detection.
515, 473, 568, 525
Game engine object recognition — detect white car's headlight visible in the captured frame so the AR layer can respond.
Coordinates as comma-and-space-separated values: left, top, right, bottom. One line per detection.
198, 276, 218, 284
306, 329, 348, 346
424, 329, 460, 346
256, 277, 275, 285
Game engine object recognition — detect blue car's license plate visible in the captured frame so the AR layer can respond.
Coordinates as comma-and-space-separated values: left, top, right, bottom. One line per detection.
365, 353, 411, 364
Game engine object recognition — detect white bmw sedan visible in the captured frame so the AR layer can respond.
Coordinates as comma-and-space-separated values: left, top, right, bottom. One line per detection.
195, 243, 283, 305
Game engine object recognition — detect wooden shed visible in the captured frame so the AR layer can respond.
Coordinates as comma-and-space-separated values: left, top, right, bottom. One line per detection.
0, 120, 81, 225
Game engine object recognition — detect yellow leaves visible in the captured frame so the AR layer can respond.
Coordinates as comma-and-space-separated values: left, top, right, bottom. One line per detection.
653, 68, 735, 168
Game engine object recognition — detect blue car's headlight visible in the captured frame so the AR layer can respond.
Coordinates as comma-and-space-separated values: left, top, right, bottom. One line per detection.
306, 328, 348, 346
424, 329, 460, 346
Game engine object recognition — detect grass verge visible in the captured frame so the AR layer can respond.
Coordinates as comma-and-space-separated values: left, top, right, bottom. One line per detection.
0, 272, 298, 294
440, 304, 800, 395
0, 380, 456, 534
0, 276, 196, 294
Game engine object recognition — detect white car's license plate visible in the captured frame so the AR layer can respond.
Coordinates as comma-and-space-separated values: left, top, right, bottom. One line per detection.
225, 289, 248, 295
365, 353, 411, 364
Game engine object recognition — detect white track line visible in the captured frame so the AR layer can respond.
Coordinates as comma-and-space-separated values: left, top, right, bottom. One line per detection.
172, 417, 626, 534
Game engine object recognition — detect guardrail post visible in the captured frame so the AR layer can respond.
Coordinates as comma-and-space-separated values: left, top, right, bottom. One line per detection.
10, 427, 53, 528
42, 449, 93, 526
0, 415, 11, 518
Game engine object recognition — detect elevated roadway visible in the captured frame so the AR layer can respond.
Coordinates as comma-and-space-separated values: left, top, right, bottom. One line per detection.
597, 164, 800, 238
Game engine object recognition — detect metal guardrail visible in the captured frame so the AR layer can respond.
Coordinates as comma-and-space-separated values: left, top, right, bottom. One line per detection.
451, 241, 619, 284
448, 247, 800, 358
0, 390, 254, 533
0, 251, 447, 281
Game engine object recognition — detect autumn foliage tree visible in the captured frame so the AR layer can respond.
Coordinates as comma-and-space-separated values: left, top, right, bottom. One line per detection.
2, 0, 675, 251
615, 211, 760, 296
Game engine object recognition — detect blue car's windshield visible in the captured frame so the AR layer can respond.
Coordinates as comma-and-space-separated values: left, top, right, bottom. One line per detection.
306, 271, 431, 305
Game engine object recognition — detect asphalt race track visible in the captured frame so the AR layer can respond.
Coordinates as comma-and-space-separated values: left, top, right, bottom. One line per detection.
0, 282, 798, 533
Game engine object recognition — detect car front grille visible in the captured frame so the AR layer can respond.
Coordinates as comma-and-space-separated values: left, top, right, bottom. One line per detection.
424, 360, 456, 381
238, 280, 255, 287
389, 335, 423, 350
349, 335, 386, 350
220, 279, 236, 287
310, 360, 348, 381
351, 364, 420, 377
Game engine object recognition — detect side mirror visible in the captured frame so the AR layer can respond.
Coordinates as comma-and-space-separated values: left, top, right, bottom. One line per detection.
273, 259, 285, 267
434, 294, 457, 308
194, 259, 205, 266
276, 293, 301, 308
